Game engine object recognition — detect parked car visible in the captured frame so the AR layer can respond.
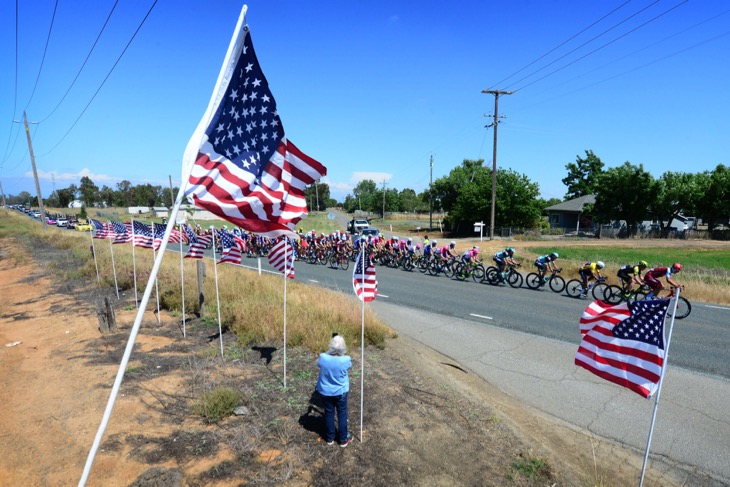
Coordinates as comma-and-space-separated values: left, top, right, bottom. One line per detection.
56, 218, 68, 227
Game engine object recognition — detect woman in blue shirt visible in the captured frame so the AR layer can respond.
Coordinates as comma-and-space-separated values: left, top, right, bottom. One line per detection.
316, 335, 353, 447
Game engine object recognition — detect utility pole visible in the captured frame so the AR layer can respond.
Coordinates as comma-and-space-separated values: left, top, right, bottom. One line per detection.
482, 89, 513, 240
168, 175, 175, 207
21, 112, 47, 229
0, 178, 7, 212
382, 180, 386, 220
429, 155, 433, 231
314, 181, 320, 212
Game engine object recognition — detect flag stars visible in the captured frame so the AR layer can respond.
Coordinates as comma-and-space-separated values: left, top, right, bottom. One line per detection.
229, 89, 238, 101
252, 78, 262, 87
245, 62, 254, 72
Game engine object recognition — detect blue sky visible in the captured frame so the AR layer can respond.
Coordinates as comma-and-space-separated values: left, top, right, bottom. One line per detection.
1, 0, 728, 203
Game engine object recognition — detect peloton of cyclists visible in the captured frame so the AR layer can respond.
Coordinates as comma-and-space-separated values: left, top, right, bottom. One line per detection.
644, 263, 683, 298
617, 260, 648, 295
493, 247, 518, 283
534, 252, 559, 282
578, 260, 605, 298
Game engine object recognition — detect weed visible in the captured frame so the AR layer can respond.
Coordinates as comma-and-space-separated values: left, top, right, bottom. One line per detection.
191, 387, 241, 424
510, 452, 551, 482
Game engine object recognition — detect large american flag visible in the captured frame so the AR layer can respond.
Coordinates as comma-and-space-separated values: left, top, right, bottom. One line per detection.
183, 225, 212, 259
132, 221, 154, 249
217, 230, 242, 265
353, 249, 377, 302
182, 21, 326, 238
267, 237, 295, 278
90, 219, 112, 239
111, 221, 132, 244
575, 299, 670, 398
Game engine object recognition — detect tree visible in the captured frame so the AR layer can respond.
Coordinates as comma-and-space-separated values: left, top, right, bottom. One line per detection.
398, 188, 423, 212
116, 180, 133, 207
650, 172, 698, 237
79, 176, 99, 207
304, 182, 330, 212
350, 179, 378, 213
98, 185, 117, 208
562, 150, 604, 199
695, 164, 730, 231
593, 162, 655, 236
56, 187, 75, 209
538, 197, 563, 216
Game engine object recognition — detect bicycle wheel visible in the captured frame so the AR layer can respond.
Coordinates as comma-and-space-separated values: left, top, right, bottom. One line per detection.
427, 261, 441, 276
628, 289, 648, 303
565, 279, 584, 298
453, 263, 467, 281
592, 282, 609, 301
507, 270, 523, 288
484, 266, 500, 285
443, 261, 456, 279
472, 265, 485, 283
417, 257, 429, 273
525, 273, 541, 290
670, 296, 691, 320
340, 257, 349, 271
603, 285, 624, 305
402, 257, 414, 272
549, 275, 566, 293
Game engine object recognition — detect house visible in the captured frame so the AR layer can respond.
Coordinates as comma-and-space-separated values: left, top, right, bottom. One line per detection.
152, 207, 169, 218
545, 194, 595, 232
128, 206, 151, 215
68, 200, 83, 209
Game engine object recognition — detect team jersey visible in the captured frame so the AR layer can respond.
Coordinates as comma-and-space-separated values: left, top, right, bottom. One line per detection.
440, 245, 451, 258
619, 264, 640, 275
424, 244, 433, 256
646, 266, 673, 279
580, 262, 599, 274
494, 250, 510, 260
535, 254, 554, 265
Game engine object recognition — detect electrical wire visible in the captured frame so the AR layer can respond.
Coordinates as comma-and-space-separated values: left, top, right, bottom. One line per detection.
24, 0, 59, 112
38, 0, 159, 158
511, 0, 690, 93
39, 0, 121, 123
1, 0, 20, 168
487, 0, 634, 91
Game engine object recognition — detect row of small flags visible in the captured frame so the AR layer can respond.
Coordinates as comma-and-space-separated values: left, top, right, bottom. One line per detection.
89, 218, 377, 302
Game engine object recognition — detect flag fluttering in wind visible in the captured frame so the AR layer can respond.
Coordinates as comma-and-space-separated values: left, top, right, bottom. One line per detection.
575, 299, 670, 398
132, 221, 154, 249
268, 237, 295, 278
353, 249, 377, 302
90, 219, 112, 239
152, 223, 167, 251
183, 225, 212, 259
111, 222, 132, 244
217, 230, 242, 265
182, 19, 326, 238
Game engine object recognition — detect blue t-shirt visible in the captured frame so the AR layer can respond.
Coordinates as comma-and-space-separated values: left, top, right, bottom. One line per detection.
316, 353, 352, 397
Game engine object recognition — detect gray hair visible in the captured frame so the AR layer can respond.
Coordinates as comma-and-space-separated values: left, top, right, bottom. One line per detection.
327, 335, 347, 356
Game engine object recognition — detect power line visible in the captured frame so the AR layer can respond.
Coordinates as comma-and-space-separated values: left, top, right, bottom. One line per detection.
503, 0, 665, 91
1, 0, 20, 168
512, 0, 689, 93
488, 0, 634, 91
39, 0, 121, 123
24, 0, 60, 112
38, 0, 160, 158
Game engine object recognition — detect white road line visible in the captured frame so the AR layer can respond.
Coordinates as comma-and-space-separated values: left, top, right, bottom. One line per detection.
308, 279, 320, 283
705, 305, 730, 311
470, 313, 493, 320
378, 294, 389, 298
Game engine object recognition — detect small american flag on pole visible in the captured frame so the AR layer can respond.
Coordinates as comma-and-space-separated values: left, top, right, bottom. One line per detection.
217, 230, 242, 265
353, 249, 377, 302
183, 225, 212, 259
575, 299, 670, 398
152, 223, 167, 251
268, 237, 295, 278
111, 221, 132, 244
132, 221, 154, 249
182, 11, 326, 238
90, 219, 112, 239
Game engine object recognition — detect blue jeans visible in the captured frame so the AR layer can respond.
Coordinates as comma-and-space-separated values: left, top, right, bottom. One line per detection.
322, 392, 348, 443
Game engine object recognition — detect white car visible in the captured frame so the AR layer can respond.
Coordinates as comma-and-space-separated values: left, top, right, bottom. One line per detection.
56, 218, 68, 227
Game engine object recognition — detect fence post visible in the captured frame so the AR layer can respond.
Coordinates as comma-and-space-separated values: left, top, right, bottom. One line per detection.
197, 260, 206, 319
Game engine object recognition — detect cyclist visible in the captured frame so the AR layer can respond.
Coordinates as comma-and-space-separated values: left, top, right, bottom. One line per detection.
442, 240, 458, 259
423, 239, 436, 262
579, 261, 605, 298
644, 263, 683, 298
462, 245, 480, 264
534, 252, 559, 281
493, 247, 517, 282
617, 260, 648, 295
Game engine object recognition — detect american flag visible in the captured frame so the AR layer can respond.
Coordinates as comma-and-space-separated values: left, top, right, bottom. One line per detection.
183, 225, 212, 259
90, 219, 112, 239
132, 221, 154, 249
111, 221, 132, 244
217, 230, 242, 265
575, 299, 670, 398
353, 249, 377, 302
152, 223, 167, 251
267, 237, 295, 278
182, 20, 326, 238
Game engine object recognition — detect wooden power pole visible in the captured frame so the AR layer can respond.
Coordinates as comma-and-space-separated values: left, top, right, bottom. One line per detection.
481, 90, 513, 240
23, 112, 47, 229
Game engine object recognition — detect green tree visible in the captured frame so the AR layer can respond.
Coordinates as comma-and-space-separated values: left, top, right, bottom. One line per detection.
116, 180, 133, 207
650, 171, 698, 237
695, 164, 730, 231
593, 162, 655, 236
98, 185, 117, 208
398, 188, 423, 212
79, 176, 99, 207
132, 184, 161, 207
56, 187, 75, 209
304, 182, 330, 211
350, 179, 378, 213
562, 150, 604, 199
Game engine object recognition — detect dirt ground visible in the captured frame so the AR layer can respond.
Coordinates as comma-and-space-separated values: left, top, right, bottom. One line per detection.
0, 237, 710, 486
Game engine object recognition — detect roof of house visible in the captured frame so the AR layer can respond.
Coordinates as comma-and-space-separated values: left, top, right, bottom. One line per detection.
546, 194, 596, 213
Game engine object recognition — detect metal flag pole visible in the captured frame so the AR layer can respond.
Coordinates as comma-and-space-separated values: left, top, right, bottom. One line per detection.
179, 224, 186, 338
210, 227, 224, 358
639, 288, 682, 487
151, 222, 161, 324
131, 219, 139, 309
89, 223, 100, 284
360, 247, 365, 443
283, 237, 288, 388
79, 191, 187, 486
108, 233, 120, 299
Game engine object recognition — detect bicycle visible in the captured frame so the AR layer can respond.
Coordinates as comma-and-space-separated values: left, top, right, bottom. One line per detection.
525, 267, 565, 293
329, 250, 349, 271
603, 281, 648, 305
565, 276, 609, 299
485, 263, 523, 288
427, 256, 457, 278
454, 259, 486, 282
631, 286, 692, 320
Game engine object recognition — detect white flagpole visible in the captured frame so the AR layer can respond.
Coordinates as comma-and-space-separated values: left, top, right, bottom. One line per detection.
151, 222, 161, 324
179, 224, 186, 338
108, 232, 120, 299
79, 192, 186, 486
131, 219, 139, 309
360, 246, 365, 443
639, 289, 682, 487
89, 223, 100, 285
210, 227, 224, 358
283, 238, 288, 388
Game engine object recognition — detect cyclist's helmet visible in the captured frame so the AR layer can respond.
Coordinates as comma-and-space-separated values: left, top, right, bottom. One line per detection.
596, 261, 605, 269
416, 244, 421, 250
506, 247, 515, 256
473, 246, 479, 251
393, 236, 399, 241
431, 240, 437, 246
550, 252, 559, 259
639, 260, 648, 269
672, 262, 683, 272
407, 237, 412, 243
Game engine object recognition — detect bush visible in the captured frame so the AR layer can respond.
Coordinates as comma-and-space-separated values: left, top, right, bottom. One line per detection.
191, 387, 241, 424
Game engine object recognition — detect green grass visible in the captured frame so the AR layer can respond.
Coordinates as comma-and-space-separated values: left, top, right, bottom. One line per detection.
191, 387, 242, 424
